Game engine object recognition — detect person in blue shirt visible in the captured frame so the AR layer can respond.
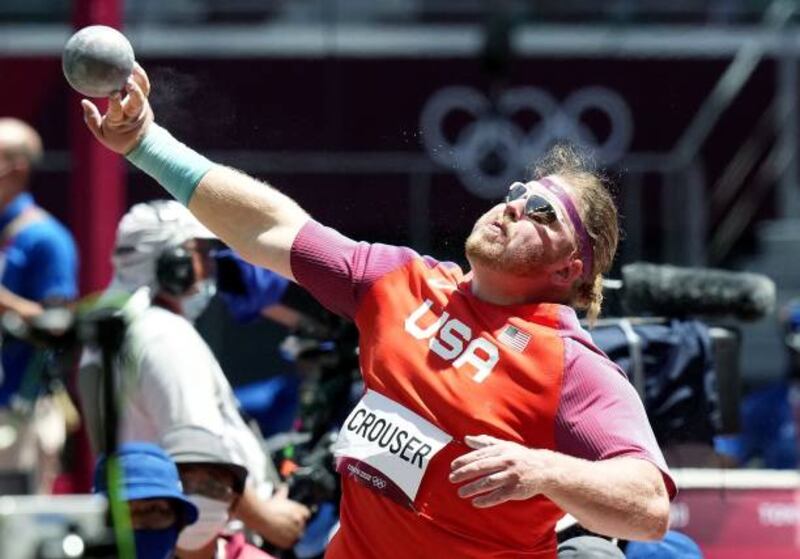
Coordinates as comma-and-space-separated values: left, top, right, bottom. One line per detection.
712, 299, 800, 470
0, 118, 78, 490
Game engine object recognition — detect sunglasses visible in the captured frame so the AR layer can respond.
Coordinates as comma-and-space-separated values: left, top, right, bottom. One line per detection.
505, 182, 558, 225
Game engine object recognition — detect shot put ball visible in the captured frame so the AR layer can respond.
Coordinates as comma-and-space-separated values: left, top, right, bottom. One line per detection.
62, 25, 135, 98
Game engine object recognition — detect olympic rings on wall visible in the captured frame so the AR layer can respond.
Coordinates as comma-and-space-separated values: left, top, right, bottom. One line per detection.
419, 85, 634, 198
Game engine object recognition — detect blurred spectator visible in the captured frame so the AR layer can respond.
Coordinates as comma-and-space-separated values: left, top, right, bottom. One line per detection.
713, 299, 800, 469
0, 117, 78, 492
555, 535, 624, 558
214, 248, 327, 439
162, 424, 276, 558
784, 298, 800, 378
93, 441, 199, 559
624, 530, 704, 558
713, 382, 798, 469
78, 200, 309, 549
783, 298, 800, 461
234, 374, 300, 438
214, 247, 291, 326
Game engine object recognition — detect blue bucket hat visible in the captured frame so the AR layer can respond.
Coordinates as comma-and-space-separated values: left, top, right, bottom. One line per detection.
93, 442, 199, 526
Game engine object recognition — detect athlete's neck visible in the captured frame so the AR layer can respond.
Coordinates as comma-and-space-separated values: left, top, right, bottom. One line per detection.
469, 265, 570, 307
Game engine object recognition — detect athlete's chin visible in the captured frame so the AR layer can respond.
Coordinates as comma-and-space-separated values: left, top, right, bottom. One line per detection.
466, 236, 540, 277
465, 232, 501, 264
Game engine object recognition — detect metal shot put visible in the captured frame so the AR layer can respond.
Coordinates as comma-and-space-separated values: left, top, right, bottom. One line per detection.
62, 25, 135, 98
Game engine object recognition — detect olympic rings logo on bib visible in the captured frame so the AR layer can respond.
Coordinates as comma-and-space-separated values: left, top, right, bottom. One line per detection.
372, 477, 387, 490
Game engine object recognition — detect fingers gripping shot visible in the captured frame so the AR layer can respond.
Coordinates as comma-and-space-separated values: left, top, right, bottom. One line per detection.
75, 36, 675, 559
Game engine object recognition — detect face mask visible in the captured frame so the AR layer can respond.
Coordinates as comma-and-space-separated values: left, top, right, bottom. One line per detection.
175, 494, 230, 551
134, 527, 179, 559
181, 279, 217, 322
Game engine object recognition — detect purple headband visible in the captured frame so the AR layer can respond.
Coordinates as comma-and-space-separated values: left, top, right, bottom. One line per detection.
538, 177, 594, 282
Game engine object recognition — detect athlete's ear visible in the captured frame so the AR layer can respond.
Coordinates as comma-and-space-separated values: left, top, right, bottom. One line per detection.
551, 258, 582, 288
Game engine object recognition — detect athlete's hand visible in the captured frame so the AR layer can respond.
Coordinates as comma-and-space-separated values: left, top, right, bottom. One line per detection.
260, 485, 312, 549
449, 434, 553, 508
81, 62, 153, 155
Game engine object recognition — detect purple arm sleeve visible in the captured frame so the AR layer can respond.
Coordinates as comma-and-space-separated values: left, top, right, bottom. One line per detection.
290, 220, 423, 320
555, 339, 677, 499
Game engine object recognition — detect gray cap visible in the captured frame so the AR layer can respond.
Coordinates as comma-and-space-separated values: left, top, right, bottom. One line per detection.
557, 536, 625, 559
111, 200, 216, 292
160, 424, 249, 495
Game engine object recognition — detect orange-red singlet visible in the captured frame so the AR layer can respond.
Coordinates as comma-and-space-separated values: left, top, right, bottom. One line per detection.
291, 221, 674, 559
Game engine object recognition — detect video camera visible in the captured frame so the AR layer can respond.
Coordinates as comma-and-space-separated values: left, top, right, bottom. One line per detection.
274, 314, 360, 511
0, 304, 131, 559
595, 263, 776, 447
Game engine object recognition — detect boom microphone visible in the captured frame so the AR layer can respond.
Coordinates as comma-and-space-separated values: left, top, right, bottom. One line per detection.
618, 262, 776, 321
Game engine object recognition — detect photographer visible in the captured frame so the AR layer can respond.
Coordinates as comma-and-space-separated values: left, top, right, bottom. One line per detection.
0, 118, 78, 493
78, 200, 309, 550
161, 424, 275, 558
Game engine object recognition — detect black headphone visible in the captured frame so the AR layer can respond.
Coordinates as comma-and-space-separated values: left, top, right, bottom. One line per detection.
147, 200, 197, 297
156, 245, 196, 296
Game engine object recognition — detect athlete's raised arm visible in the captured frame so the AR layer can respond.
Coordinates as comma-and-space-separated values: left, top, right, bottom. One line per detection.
81, 63, 308, 280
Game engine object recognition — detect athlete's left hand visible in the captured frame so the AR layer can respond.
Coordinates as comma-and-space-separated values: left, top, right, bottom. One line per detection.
449, 434, 553, 508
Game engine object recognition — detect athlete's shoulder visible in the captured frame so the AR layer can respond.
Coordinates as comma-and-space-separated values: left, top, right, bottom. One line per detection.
419, 254, 464, 277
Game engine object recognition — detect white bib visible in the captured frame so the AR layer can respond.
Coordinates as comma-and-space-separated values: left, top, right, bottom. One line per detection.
333, 389, 452, 508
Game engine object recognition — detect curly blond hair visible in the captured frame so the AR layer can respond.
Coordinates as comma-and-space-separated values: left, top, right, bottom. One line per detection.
530, 143, 619, 325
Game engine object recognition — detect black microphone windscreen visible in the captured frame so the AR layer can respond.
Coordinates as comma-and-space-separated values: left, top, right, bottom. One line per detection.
620, 263, 776, 321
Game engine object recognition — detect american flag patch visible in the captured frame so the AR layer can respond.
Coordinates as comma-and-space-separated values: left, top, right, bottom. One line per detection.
498, 324, 531, 352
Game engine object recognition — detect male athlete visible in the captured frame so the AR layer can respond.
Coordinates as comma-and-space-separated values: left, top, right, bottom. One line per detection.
79, 64, 674, 558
